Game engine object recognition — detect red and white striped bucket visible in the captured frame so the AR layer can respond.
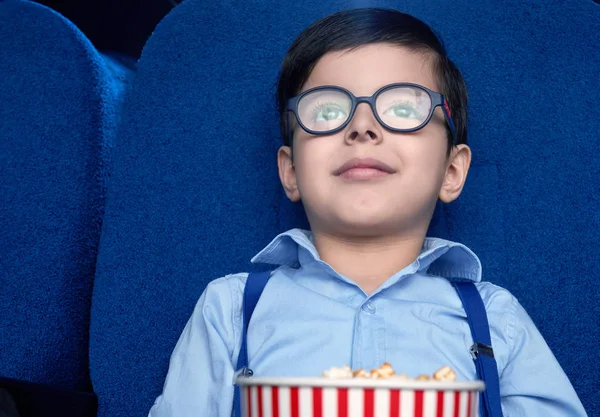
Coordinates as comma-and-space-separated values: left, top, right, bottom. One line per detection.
236, 377, 484, 417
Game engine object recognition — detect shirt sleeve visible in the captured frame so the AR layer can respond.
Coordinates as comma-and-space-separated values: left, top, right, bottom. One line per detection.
148, 274, 245, 417
500, 296, 588, 416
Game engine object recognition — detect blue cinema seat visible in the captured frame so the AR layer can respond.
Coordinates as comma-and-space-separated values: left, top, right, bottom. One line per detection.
90, 1, 599, 416
0, 0, 132, 405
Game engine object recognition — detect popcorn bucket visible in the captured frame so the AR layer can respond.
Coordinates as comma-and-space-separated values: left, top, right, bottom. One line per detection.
235, 377, 485, 417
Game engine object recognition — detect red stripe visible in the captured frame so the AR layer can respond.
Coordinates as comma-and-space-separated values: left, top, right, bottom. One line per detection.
466, 392, 472, 417
312, 387, 323, 417
444, 101, 452, 116
390, 389, 400, 417
247, 387, 253, 417
271, 387, 279, 417
290, 387, 299, 417
453, 391, 461, 417
257, 386, 263, 417
414, 390, 424, 417
436, 391, 445, 417
364, 388, 375, 417
338, 388, 348, 417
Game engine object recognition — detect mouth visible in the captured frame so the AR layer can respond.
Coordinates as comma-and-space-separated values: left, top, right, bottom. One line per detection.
333, 157, 397, 180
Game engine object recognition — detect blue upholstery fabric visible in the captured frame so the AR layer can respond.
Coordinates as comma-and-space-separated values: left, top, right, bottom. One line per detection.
0, 0, 132, 390
90, 1, 599, 416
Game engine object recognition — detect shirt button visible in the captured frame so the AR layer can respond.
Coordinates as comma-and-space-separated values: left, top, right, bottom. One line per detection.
362, 301, 376, 314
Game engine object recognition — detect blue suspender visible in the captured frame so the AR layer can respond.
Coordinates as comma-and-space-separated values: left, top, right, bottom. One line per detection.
232, 271, 271, 417
452, 282, 504, 417
233, 273, 504, 417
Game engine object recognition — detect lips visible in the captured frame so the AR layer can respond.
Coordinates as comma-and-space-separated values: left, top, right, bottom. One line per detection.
333, 157, 397, 180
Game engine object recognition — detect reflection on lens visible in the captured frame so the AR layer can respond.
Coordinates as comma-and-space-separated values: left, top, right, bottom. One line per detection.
376, 86, 431, 130
297, 89, 352, 132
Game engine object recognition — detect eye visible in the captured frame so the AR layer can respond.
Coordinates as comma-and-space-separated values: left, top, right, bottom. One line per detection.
313, 102, 348, 122
383, 102, 420, 119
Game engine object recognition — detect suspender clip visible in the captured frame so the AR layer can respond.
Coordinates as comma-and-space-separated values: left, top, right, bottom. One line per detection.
470, 342, 495, 360
233, 366, 254, 384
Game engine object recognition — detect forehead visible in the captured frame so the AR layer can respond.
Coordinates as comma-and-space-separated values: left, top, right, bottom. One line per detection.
301, 44, 438, 95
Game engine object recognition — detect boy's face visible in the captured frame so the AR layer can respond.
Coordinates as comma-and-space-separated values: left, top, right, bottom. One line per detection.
278, 44, 471, 238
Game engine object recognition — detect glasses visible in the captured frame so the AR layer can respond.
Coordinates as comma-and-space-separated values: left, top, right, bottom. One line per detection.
285, 83, 457, 144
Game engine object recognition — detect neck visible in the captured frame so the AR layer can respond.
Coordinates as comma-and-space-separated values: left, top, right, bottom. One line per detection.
311, 230, 425, 294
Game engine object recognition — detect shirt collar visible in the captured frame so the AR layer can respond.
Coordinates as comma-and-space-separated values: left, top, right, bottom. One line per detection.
251, 229, 481, 283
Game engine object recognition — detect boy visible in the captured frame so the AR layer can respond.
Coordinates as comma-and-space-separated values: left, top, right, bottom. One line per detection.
149, 8, 587, 416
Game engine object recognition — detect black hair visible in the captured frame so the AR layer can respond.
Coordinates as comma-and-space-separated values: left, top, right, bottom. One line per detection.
276, 8, 468, 153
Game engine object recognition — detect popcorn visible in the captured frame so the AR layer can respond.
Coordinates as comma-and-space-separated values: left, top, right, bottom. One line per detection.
323, 363, 457, 382
353, 369, 372, 378
322, 365, 353, 379
433, 365, 457, 382
370, 362, 395, 379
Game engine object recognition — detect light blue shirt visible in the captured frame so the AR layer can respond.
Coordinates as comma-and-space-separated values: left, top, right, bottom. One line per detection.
148, 229, 587, 417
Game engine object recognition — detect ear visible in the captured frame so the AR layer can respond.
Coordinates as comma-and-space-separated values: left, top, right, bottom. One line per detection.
278, 146, 301, 202
439, 144, 472, 203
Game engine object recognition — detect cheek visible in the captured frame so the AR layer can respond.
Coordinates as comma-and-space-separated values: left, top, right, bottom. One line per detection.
401, 143, 448, 186
293, 138, 338, 194
293, 134, 338, 169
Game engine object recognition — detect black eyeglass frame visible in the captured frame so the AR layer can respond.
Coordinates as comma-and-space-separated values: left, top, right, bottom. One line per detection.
285, 83, 457, 144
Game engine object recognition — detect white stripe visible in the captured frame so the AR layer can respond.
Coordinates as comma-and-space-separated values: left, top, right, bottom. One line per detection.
299, 387, 312, 417
374, 388, 390, 417
251, 386, 259, 417
279, 387, 291, 417
241, 387, 248, 417
459, 391, 469, 417
400, 389, 414, 416
322, 388, 337, 417
423, 390, 437, 416
470, 393, 479, 417
348, 388, 363, 417
442, 391, 454, 417
262, 386, 273, 417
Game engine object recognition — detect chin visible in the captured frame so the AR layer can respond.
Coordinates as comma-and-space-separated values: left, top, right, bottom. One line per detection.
332, 214, 401, 236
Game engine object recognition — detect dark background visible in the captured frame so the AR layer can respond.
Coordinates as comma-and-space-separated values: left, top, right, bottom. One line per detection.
34, 0, 178, 57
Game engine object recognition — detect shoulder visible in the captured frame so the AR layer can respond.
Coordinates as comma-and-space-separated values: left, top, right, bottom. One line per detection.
200, 270, 283, 310
475, 281, 543, 339
192, 273, 248, 324
474, 281, 518, 311
203, 272, 248, 300
474, 281, 521, 337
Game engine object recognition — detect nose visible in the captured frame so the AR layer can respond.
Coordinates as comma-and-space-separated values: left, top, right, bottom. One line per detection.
345, 102, 383, 144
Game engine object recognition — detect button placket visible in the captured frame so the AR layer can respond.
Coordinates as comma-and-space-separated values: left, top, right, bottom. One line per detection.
356, 298, 385, 371
349, 292, 367, 369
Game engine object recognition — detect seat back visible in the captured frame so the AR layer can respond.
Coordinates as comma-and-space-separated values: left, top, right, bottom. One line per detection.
0, 0, 132, 390
90, 1, 599, 415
